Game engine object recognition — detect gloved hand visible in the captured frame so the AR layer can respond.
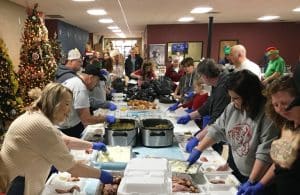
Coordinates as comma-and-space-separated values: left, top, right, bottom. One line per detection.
100, 69, 108, 76
185, 137, 199, 153
168, 102, 180, 111
243, 182, 264, 195
184, 108, 193, 113
177, 115, 191, 124
184, 91, 195, 99
108, 102, 117, 111
105, 115, 116, 124
187, 148, 202, 166
99, 170, 113, 184
237, 181, 253, 195
92, 142, 107, 151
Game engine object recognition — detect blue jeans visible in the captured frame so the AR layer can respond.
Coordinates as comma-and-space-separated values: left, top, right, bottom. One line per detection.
7, 176, 25, 195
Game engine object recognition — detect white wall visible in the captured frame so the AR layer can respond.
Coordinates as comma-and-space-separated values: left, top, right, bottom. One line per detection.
0, 0, 26, 69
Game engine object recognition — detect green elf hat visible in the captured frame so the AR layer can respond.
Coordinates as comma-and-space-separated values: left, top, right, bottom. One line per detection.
224, 45, 231, 55
265, 46, 279, 56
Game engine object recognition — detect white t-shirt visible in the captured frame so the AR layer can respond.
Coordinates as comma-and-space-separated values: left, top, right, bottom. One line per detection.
60, 76, 90, 128
237, 59, 262, 80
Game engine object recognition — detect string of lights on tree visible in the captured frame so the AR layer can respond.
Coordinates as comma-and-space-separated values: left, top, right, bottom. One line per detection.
17, 3, 57, 106
0, 38, 23, 122
49, 32, 63, 64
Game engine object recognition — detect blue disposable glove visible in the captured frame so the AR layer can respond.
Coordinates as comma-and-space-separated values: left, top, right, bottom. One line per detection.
92, 142, 107, 152
99, 170, 113, 184
237, 181, 253, 195
187, 148, 202, 166
243, 182, 264, 195
184, 108, 193, 113
184, 91, 195, 99
100, 69, 108, 76
177, 115, 191, 124
105, 115, 116, 124
185, 137, 199, 153
108, 102, 117, 111
168, 102, 180, 111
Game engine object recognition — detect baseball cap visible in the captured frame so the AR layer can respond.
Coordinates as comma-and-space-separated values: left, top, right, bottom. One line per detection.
83, 64, 106, 81
68, 48, 81, 60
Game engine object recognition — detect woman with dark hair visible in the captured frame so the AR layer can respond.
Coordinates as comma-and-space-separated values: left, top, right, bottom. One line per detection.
186, 70, 279, 193
130, 61, 157, 87
245, 75, 300, 195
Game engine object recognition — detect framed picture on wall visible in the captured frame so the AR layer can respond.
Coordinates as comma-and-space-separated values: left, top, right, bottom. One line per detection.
149, 44, 166, 65
167, 42, 203, 63
219, 40, 239, 61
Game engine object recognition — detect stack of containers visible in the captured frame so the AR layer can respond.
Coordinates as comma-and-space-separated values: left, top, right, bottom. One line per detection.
118, 158, 172, 195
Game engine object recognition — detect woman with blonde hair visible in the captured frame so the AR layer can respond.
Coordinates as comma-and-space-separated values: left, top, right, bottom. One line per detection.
1, 83, 113, 195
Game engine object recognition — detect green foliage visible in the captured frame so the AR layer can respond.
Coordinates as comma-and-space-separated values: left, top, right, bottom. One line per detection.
0, 38, 23, 121
17, 3, 57, 106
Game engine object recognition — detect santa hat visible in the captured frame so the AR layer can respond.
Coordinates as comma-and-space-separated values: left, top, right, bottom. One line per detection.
265, 46, 279, 56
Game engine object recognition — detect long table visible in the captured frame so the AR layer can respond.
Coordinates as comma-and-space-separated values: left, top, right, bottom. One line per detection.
43, 101, 238, 195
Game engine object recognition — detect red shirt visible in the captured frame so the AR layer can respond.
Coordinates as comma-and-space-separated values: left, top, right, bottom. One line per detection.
165, 64, 185, 82
182, 93, 209, 110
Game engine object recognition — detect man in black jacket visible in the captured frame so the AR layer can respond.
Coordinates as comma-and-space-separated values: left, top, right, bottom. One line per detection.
125, 49, 143, 78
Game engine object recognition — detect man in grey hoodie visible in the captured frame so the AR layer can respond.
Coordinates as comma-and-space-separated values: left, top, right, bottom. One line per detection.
55, 48, 82, 83
55, 48, 116, 111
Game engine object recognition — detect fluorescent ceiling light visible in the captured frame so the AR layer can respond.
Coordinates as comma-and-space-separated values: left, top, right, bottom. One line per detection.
72, 0, 95, 2
116, 32, 126, 38
87, 9, 106, 16
257, 15, 280, 21
112, 29, 122, 33
191, 7, 213, 14
107, 26, 119, 30
293, 7, 300, 12
98, 18, 114, 23
178, 17, 194, 22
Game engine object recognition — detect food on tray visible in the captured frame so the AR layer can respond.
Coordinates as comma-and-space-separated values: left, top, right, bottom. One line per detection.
172, 176, 199, 193
169, 160, 199, 174
200, 156, 208, 162
109, 122, 135, 130
97, 146, 131, 163
208, 175, 236, 185
102, 176, 122, 195
209, 179, 226, 184
55, 185, 80, 193
67, 177, 80, 182
127, 100, 157, 110
202, 164, 230, 172
58, 172, 73, 181
151, 124, 169, 129
216, 164, 229, 171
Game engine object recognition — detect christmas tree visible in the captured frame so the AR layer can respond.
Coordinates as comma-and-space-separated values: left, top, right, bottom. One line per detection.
49, 32, 63, 64
17, 3, 57, 106
0, 38, 23, 122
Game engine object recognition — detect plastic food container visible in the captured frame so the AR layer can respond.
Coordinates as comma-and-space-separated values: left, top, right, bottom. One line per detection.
118, 158, 172, 195
169, 160, 201, 175
172, 173, 208, 194
203, 173, 240, 191
91, 146, 132, 170
200, 163, 232, 174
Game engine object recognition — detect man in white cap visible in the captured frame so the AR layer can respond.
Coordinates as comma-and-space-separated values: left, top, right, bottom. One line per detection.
58, 64, 116, 138
55, 48, 82, 83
